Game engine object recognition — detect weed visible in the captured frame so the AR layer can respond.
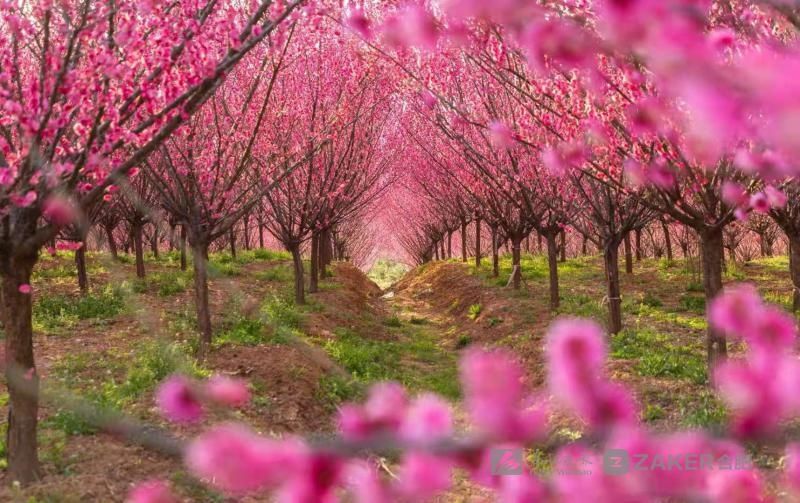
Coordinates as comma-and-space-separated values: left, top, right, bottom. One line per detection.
467, 303, 482, 320
643, 403, 666, 422
384, 315, 402, 327
34, 285, 126, 334
487, 316, 503, 327
455, 335, 472, 349
678, 294, 706, 313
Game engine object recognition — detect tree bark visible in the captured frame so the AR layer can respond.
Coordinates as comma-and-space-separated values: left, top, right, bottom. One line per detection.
229, 228, 237, 258
491, 226, 499, 278
180, 225, 187, 271
699, 228, 728, 372
634, 228, 642, 261
192, 242, 212, 359
545, 232, 560, 310
511, 238, 522, 290
290, 243, 305, 305
309, 233, 319, 294
623, 233, 633, 274
661, 219, 673, 261
243, 215, 251, 251
474, 218, 482, 267
604, 240, 623, 334
461, 221, 468, 262
2, 255, 41, 485
105, 225, 118, 260
447, 231, 453, 259
559, 229, 567, 262
150, 226, 160, 259
581, 235, 588, 256
320, 228, 332, 278
133, 224, 146, 278
258, 220, 265, 249
75, 244, 88, 293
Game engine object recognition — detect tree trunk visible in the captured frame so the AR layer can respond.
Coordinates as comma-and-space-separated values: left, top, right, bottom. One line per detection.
623, 233, 633, 274
180, 225, 187, 272
661, 219, 673, 261
243, 215, 251, 251
559, 230, 567, 262
434, 243, 440, 261
2, 255, 41, 484
634, 228, 642, 261
511, 238, 522, 290
258, 220, 265, 249
546, 232, 560, 310
461, 221, 468, 262
790, 235, 800, 312
192, 242, 212, 359
290, 243, 305, 305
169, 224, 176, 252
699, 228, 728, 373
309, 233, 319, 294
440, 240, 446, 261
581, 235, 588, 256
75, 244, 88, 293
604, 240, 623, 334
105, 225, 118, 260
447, 231, 453, 259
320, 228, 332, 278
474, 218, 482, 267
491, 226, 499, 278
229, 228, 237, 258
150, 226, 160, 259
133, 224, 145, 278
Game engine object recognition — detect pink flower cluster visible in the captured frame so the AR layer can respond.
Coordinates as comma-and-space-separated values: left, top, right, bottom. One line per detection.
137, 291, 800, 502
709, 285, 800, 437
546, 318, 637, 430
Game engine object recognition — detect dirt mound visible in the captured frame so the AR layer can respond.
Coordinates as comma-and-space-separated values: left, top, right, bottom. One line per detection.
393, 262, 485, 316
208, 343, 334, 433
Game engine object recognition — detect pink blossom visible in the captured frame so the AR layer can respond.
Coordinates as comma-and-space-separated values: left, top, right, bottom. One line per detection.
498, 472, 548, 502
42, 196, 77, 226
125, 480, 177, 503
623, 159, 646, 187
155, 375, 203, 423
764, 185, 787, 209
346, 461, 391, 502
338, 381, 408, 439
488, 120, 515, 148
646, 160, 676, 189
395, 452, 453, 499
420, 90, 437, 110
708, 284, 763, 339
400, 393, 452, 442
785, 443, 800, 492
383, 5, 439, 51
185, 424, 305, 495
750, 192, 770, 213
344, 8, 371, 39
204, 375, 250, 408
541, 147, 567, 177
18, 283, 32, 294
10, 190, 37, 208
276, 452, 343, 503
706, 468, 766, 502
460, 348, 532, 439
720, 181, 748, 207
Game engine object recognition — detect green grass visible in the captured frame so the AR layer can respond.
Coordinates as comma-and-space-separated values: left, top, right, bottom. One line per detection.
678, 294, 706, 313
132, 269, 192, 296
34, 285, 127, 334
257, 265, 293, 283
368, 259, 410, 289
47, 339, 205, 436
611, 328, 707, 384
216, 294, 300, 347
319, 324, 460, 401
680, 391, 727, 429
